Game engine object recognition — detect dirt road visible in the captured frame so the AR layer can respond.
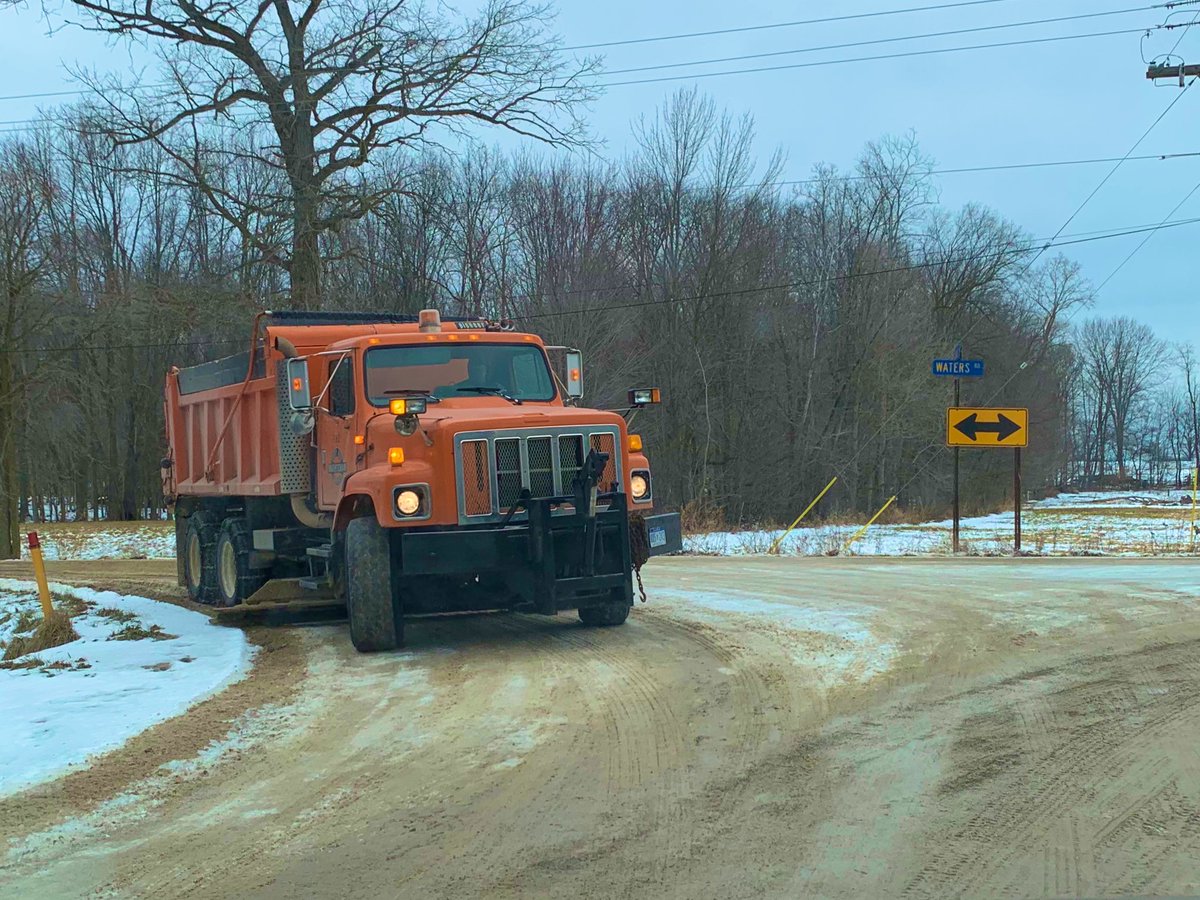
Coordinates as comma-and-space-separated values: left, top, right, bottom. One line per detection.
4, 557, 1200, 898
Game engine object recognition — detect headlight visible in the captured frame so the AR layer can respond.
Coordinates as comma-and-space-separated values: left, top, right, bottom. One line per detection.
630, 473, 649, 500
396, 489, 421, 516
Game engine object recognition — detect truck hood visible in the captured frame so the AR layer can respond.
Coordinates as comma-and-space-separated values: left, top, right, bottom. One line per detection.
415, 401, 627, 435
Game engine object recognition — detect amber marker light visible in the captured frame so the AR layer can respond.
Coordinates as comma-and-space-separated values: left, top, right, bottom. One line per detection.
389, 447, 405, 466
628, 434, 643, 452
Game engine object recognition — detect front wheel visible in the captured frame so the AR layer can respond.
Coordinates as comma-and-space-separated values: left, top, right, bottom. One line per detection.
345, 516, 403, 652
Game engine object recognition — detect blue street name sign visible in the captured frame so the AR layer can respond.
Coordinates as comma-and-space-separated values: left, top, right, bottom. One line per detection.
932, 359, 985, 378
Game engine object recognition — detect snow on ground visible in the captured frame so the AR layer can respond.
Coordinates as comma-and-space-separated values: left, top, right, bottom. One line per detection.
31, 523, 176, 561
0, 580, 253, 797
685, 489, 1200, 558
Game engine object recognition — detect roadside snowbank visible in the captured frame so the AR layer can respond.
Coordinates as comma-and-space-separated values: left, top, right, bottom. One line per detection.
0, 580, 253, 796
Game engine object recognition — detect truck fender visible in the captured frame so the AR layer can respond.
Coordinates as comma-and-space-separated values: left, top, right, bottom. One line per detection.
333, 495, 376, 533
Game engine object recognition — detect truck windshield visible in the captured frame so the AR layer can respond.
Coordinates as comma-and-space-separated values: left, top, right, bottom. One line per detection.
364, 343, 556, 405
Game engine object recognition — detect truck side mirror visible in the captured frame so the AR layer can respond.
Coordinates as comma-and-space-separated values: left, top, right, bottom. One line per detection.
565, 350, 583, 400
628, 388, 662, 408
286, 358, 312, 410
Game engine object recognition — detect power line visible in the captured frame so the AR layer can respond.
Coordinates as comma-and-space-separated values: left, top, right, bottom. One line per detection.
3, 217, 1198, 357
1, 105, 1194, 184
0, 19, 1157, 111
1092, 15, 1200, 293
600, 27, 1151, 87
1095, 178, 1200, 292
1020, 76, 1196, 273
564, 0, 1032, 51
604, 6, 1155, 77
514, 215, 1200, 321
774, 151, 1200, 187
0, 337, 244, 356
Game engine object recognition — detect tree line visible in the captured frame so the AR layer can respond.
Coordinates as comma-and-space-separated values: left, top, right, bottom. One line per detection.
0, 0, 1188, 559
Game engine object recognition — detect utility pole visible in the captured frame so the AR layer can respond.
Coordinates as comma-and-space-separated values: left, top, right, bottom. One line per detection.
952, 343, 962, 554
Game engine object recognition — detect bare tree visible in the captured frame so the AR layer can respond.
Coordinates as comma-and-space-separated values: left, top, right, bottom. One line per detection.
1178, 342, 1200, 481
54, 0, 595, 308
1079, 316, 1166, 481
0, 140, 56, 555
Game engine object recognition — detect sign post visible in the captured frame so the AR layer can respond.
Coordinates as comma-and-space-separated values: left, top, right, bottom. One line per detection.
1014, 448, 1022, 553
954, 380, 960, 554
932, 346, 984, 553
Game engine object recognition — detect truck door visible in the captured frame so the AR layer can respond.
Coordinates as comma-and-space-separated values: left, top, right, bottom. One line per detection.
316, 355, 357, 511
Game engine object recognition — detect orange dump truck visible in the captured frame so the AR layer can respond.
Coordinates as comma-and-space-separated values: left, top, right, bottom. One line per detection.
162, 309, 681, 651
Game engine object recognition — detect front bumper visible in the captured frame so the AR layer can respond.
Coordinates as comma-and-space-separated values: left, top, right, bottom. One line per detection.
399, 492, 641, 613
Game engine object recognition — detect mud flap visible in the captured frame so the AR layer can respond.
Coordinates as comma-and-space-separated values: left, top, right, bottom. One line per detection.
642, 512, 683, 557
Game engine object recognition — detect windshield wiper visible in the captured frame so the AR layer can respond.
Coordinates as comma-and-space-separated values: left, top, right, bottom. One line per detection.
456, 385, 523, 405
383, 388, 440, 403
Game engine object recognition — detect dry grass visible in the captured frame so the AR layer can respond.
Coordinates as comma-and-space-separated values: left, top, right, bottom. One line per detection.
96, 606, 138, 624
679, 500, 728, 535
2, 610, 80, 661
58, 592, 93, 618
108, 623, 177, 642
1033, 506, 1195, 520
0, 655, 45, 670
11, 608, 39, 634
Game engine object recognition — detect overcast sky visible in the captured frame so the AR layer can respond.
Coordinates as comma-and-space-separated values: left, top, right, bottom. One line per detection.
2, 0, 1198, 350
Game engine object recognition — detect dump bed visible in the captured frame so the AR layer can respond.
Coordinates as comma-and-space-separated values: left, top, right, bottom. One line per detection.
164, 344, 290, 498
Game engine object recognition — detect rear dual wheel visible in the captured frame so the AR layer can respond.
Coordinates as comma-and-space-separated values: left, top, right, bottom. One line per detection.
182, 512, 265, 607
183, 511, 219, 605
214, 518, 267, 607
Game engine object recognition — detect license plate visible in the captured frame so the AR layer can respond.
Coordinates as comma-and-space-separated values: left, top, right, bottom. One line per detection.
649, 527, 667, 548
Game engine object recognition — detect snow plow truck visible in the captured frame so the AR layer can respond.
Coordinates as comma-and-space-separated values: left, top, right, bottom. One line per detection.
162, 309, 682, 651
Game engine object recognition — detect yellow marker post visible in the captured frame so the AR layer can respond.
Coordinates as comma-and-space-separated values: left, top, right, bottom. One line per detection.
27, 531, 52, 619
841, 496, 898, 555
769, 476, 839, 555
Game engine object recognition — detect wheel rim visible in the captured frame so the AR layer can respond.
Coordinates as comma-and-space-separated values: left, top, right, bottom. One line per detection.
186, 531, 202, 593
219, 538, 238, 601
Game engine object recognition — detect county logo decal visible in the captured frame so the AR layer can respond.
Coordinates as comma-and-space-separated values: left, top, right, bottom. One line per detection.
328, 447, 348, 486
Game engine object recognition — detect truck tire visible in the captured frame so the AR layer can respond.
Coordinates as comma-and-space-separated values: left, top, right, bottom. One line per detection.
345, 516, 403, 652
182, 511, 220, 605
214, 517, 267, 607
578, 594, 631, 627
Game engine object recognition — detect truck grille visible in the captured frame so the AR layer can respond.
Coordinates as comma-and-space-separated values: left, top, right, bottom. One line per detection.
461, 440, 492, 517
454, 426, 622, 523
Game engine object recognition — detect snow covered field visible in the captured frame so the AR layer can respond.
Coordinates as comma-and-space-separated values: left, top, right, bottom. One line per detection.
686, 489, 1200, 557
0, 581, 253, 796
29, 523, 176, 561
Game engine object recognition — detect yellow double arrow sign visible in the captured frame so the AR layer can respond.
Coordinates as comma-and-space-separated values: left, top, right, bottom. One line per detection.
946, 407, 1028, 448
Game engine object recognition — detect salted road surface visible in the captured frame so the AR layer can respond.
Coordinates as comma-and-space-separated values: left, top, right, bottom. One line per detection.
4, 557, 1200, 898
